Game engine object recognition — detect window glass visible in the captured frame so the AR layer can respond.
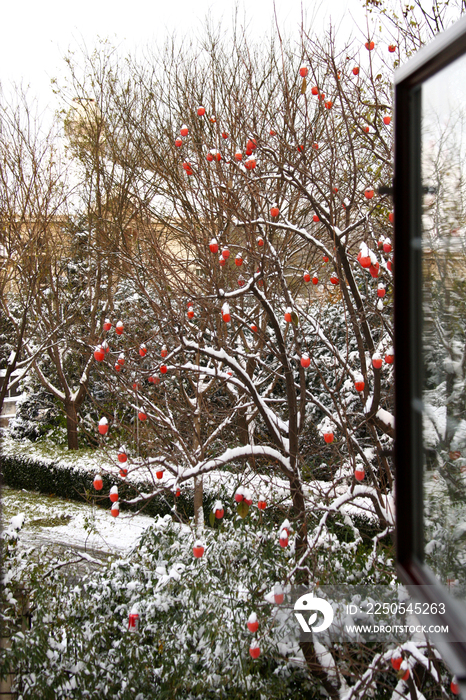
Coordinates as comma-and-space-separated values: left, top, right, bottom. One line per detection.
422, 53, 466, 596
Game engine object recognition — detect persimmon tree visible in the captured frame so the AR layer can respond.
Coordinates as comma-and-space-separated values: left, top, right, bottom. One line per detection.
72, 28, 405, 696
364, 0, 465, 56
104, 30, 396, 524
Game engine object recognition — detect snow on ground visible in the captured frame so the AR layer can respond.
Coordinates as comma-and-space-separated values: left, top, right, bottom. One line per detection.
1, 432, 385, 555
2, 486, 155, 555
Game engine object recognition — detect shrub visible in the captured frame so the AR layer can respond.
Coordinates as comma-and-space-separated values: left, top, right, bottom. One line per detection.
0, 515, 317, 700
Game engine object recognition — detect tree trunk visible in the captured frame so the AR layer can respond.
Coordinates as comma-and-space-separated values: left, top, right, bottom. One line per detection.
193, 390, 204, 531
65, 401, 79, 450
194, 475, 204, 532
0, 304, 29, 417
290, 474, 309, 585
0, 364, 15, 420
237, 410, 249, 446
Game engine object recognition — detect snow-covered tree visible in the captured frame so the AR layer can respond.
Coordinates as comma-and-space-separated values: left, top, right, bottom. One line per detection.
0, 90, 67, 418
66, 27, 401, 693
105, 31, 394, 516
4, 51, 159, 450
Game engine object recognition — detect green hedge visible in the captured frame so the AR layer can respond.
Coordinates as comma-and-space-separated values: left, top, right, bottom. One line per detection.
0, 451, 218, 521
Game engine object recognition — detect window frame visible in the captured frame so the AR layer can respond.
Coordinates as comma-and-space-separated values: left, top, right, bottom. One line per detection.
394, 15, 466, 677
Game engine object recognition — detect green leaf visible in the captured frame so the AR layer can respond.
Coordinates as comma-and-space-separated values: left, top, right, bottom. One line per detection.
237, 501, 250, 519
209, 511, 215, 527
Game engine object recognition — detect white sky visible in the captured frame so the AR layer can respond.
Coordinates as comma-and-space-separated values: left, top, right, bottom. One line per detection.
0, 0, 368, 107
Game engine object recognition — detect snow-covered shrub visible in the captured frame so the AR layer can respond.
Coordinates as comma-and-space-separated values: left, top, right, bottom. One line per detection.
1, 512, 455, 700
0, 515, 308, 699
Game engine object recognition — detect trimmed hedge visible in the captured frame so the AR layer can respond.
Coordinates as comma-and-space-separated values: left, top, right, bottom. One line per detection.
0, 450, 217, 521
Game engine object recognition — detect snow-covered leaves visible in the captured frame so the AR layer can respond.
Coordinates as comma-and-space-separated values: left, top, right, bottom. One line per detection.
0, 516, 308, 698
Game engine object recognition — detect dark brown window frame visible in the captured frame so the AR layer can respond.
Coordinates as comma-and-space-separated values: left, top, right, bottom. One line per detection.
394, 15, 466, 683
